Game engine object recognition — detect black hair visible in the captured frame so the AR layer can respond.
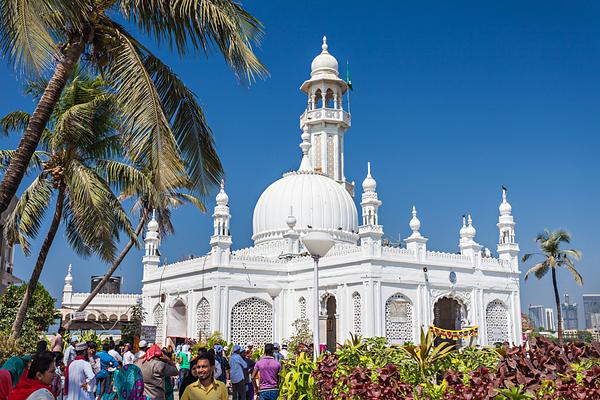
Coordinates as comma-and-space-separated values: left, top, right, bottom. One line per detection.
36, 340, 48, 354
53, 352, 63, 367
101, 343, 109, 352
58, 327, 66, 334
87, 342, 97, 349
196, 352, 215, 366
75, 349, 86, 356
27, 352, 55, 379
108, 342, 115, 350
264, 343, 274, 356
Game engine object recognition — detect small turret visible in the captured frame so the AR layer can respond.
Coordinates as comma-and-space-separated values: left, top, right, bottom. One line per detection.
143, 211, 161, 279
62, 264, 73, 304
459, 214, 482, 266
497, 187, 519, 271
210, 180, 232, 265
359, 162, 383, 256
404, 206, 428, 260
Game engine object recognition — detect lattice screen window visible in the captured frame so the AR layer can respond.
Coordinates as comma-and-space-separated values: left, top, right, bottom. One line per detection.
299, 297, 307, 319
352, 292, 362, 335
153, 305, 164, 346
230, 297, 273, 347
196, 298, 211, 339
486, 300, 509, 344
385, 293, 414, 344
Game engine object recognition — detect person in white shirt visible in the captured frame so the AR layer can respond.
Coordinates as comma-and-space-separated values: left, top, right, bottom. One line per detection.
65, 343, 95, 400
122, 343, 135, 365
63, 336, 78, 366
107, 342, 123, 365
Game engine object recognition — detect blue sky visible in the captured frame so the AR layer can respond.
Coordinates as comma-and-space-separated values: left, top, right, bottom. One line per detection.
0, 1, 599, 328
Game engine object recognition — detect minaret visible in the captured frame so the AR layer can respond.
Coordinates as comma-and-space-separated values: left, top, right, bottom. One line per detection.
497, 188, 519, 271
143, 210, 161, 280
62, 264, 73, 304
459, 214, 482, 266
404, 206, 427, 260
300, 36, 352, 194
210, 180, 232, 266
359, 162, 383, 256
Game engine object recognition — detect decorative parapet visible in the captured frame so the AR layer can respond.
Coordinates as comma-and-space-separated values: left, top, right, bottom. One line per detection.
299, 108, 351, 128
325, 244, 361, 258
381, 246, 414, 258
481, 257, 511, 269
64, 293, 140, 306
425, 251, 472, 264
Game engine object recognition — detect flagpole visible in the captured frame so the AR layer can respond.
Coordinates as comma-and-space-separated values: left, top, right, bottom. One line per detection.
346, 60, 351, 114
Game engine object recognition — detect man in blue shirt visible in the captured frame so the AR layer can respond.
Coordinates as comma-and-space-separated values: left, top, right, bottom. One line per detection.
229, 345, 248, 400
96, 342, 118, 396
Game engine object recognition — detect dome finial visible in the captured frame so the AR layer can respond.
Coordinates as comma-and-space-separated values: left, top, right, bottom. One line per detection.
216, 179, 229, 206
466, 214, 477, 238
409, 206, 421, 235
147, 209, 159, 232
322, 36, 328, 52
362, 161, 377, 192
499, 185, 512, 216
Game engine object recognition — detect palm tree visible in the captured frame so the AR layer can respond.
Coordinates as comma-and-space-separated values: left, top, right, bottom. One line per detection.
1, 74, 152, 338
74, 181, 205, 313
522, 229, 583, 344
0, 0, 266, 214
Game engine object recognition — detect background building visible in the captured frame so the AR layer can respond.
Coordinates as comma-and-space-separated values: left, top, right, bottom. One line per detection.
544, 308, 555, 331
91, 276, 122, 294
561, 294, 578, 330
528, 304, 545, 329
583, 294, 600, 329
0, 196, 21, 294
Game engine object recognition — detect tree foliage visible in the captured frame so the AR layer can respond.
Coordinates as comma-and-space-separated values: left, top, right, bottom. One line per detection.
0, 283, 57, 352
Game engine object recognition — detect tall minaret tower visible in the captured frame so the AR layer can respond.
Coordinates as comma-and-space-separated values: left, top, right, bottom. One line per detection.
300, 37, 352, 194
143, 211, 161, 279
497, 188, 519, 271
359, 162, 383, 256
210, 180, 232, 265
62, 264, 73, 304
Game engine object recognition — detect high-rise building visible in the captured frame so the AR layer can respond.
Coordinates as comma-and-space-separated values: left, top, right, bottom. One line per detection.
583, 294, 600, 329
561, 294, 578, 330
544, 308, 556, 331
90, 276, 122, 294
528, 305, 545, 329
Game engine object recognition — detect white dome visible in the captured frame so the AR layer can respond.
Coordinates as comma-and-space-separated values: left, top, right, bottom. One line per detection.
499, 201, 512, 216
252, 171, 358, 245
311, 37, 339, 77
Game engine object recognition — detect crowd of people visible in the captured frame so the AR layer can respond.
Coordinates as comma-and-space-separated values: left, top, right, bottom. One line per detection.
0, 327, 289, 400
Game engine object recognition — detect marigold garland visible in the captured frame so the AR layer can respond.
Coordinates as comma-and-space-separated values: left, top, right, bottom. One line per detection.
429, 325, 478, 339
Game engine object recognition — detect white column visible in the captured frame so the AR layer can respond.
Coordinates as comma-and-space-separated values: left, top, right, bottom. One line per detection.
513, 289, 523, 344
363, 280, 374, 337
221, 286, 230, 341
321, 133, 328, 175
374, 281, 382, 336
479, 290, 487, 346
336, 284, 344, 342
212, 285, 220, 337
187, 290, 195, 339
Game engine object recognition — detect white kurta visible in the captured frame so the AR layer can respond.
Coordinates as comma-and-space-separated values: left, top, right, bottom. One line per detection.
65, 360, 95, 400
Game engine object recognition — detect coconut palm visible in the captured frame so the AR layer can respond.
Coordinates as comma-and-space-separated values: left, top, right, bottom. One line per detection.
0, 73, 153, 338
0, 0, 267, 215
522, 229, 582, 344
74, 179, 205, 313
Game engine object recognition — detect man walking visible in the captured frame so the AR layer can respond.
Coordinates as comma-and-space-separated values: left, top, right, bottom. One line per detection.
63, 336, 78, 366
51, 327, 65, 353
229, 345, 247, 400
65, 343, 95, 400
252, 344, 281, 400
213, 345, 230, 385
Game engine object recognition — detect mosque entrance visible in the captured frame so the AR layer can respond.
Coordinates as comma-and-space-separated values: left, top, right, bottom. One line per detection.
326, 296, 337, 352
433, 297, 462, 347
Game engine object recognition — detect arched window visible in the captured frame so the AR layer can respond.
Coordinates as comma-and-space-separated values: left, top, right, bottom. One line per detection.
299, 297, 307, 320
352, 292, 362, 335
196, 298, 211, 340
486, 300, 509, 344
385, 293, 414, 344
153, 305, 164, 346
230, 297, 272, 347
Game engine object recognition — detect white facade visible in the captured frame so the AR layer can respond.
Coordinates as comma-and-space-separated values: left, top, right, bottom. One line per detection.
64, 38, 523, 348
545, 308, 556, 331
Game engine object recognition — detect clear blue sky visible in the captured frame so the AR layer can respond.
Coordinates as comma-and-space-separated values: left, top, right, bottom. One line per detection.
0, 1, 599, 328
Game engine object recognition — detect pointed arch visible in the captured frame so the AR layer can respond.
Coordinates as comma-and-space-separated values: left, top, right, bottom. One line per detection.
486, 299, 510, 345
352, 292, 362, 336
385, 293, 414, 344
230, 297, 272, 347
196, 298, 211, 340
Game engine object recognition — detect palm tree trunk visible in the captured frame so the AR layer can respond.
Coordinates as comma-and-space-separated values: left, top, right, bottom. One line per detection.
11, 184, 66, 339
551, 266, 563, 344
0, 37, 86, 215
75, 211, 147, 312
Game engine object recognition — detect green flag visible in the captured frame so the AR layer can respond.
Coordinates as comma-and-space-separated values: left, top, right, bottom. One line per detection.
346, 61, 353, 91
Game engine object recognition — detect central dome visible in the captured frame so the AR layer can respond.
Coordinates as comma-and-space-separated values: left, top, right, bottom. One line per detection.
252, 171, 358, 245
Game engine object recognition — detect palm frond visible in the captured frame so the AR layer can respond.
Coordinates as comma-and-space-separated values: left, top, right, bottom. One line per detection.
0, 0, 57, 76
119, 0, 268, 83
563, 263, 584, 286
0, 110, 31, 134
561, 249, 582, 262
170, 192, 206, 212
99, 26, 185, 193
524, 262, 549, 281
3, 176, 53, 255
95, 159, 157, 204
0, 150, 46, 172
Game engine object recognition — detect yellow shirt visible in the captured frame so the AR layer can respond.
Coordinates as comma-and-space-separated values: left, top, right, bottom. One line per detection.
180, 380, 228, 400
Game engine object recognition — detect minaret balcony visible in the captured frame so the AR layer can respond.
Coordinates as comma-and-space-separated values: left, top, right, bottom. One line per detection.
300, 108, 351, 128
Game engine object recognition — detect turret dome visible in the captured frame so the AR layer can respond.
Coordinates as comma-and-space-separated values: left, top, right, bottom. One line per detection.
311, 37, 339, 77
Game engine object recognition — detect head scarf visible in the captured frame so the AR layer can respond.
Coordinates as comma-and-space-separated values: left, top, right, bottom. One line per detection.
114, 364, 144, 400
0, 357, 26, 387
7, 377, 49, 400
144, 345, 162, 362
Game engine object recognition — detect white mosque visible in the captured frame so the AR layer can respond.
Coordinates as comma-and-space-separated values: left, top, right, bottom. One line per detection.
60, 38, 523, 349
